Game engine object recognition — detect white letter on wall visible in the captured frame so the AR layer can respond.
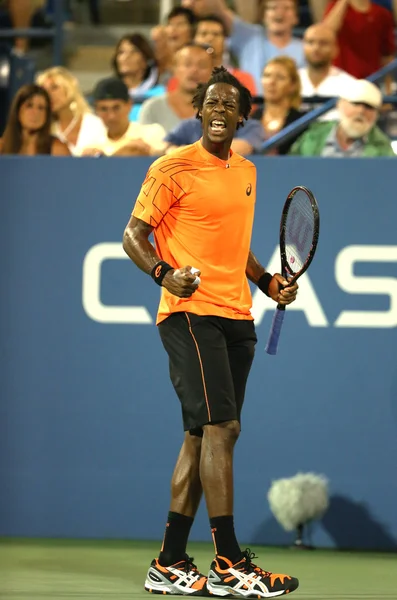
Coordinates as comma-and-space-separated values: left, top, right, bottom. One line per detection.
82, 243, 153, 324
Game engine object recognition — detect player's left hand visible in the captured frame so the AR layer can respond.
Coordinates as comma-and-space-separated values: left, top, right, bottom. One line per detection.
269, 274, 298, 305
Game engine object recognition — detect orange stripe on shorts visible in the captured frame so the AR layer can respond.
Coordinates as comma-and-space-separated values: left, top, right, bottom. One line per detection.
185, 313, 211, 422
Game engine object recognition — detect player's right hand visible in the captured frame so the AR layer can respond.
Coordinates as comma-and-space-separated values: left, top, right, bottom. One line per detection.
162, 266, 201, 298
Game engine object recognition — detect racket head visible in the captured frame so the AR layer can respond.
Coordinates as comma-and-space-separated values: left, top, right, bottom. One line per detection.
279, 186, 320, 285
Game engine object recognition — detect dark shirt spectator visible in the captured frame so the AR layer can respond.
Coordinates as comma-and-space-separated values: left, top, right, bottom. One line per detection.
0, 83, 69, 155
251, 55, 306, 154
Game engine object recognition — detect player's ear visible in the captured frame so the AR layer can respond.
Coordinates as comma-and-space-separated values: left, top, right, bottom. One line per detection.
237, 115, 243, 125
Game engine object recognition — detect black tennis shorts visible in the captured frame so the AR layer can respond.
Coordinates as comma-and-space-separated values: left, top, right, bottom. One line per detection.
158, 312, 257, 433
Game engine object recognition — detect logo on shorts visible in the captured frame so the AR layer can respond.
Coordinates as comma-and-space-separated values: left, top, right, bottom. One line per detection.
246, 184, 252, 196
155, 265, 162, 278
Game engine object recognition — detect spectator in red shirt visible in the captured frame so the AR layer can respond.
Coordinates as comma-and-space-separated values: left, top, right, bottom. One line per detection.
323, 0, 395, 79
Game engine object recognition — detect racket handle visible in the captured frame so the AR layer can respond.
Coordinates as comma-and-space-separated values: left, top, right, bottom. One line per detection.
265, 305, 285, 355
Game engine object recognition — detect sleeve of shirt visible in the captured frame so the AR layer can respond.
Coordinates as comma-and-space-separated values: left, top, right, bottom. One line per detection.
235, 119, 266, 153
138, 97, 158, 125
229, 16, 261, 58
165, 120, 194, 146
132, 161, 184, 227
381, 9, 395, 56
234, 69, 258, 96
145, 124, 167, 154
288, 134, 305, 156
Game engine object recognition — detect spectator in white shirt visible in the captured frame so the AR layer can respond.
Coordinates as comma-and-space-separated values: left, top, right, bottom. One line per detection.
82, 78, 167, 156
299, 23, 356, 120
37, 67, 107, 156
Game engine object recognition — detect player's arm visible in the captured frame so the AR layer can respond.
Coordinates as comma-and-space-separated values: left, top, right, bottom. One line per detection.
122, 216, 199, 298
246, 249, 266, 284
183, 0, 234, 33
246, 250, 298, 305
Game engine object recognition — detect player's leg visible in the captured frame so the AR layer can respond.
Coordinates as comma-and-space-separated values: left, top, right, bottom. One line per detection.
206, 319, 299, 598
144, 312, 224, 595
144, 429, 207, 596
158, 430, 203, 567
200, 419, 241, 557
169, 431, 203, 517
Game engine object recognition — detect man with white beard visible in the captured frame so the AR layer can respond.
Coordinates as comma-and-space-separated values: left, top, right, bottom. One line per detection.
289, 79, 396, 157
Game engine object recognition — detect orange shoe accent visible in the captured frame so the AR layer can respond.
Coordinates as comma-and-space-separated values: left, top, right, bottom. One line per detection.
155, 562, 170, 574
270, 574, 291, 586
214, 556, 234, 571
191, 576, 207, 590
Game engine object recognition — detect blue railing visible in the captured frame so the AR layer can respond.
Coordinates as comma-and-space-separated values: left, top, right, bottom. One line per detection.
260, 58, 397, 153
0, 2, 64, 65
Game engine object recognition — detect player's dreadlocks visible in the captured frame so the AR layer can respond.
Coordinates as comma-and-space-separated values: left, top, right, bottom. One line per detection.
192, 66, 252, 129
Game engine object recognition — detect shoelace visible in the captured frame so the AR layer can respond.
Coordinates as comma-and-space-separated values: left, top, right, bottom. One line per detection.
241, 549, 272, 578
183, 555, 199, 574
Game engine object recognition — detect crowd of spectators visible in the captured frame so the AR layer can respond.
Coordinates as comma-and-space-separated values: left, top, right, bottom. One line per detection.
1, 0, 396, 158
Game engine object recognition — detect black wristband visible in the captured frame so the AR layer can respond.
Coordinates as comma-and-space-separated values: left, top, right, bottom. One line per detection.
151, 261, 174, 286
257, 272, 273, 297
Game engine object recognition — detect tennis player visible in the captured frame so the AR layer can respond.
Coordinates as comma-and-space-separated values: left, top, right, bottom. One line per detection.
123, 66, 299, 597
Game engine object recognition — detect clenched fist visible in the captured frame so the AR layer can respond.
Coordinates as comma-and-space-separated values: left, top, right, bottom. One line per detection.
162, 266, 201, 298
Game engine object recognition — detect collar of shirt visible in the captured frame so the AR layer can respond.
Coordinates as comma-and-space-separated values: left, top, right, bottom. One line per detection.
324, 124, 367, 156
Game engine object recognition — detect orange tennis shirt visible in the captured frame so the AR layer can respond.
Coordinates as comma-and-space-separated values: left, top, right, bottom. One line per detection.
132, 140, 257, 324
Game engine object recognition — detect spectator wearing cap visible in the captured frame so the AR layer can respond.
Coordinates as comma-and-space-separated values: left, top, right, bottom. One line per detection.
139, 44, 213, 134
290, 79, 395, 157
323, 0, 395, 80
82, 78, 167, 157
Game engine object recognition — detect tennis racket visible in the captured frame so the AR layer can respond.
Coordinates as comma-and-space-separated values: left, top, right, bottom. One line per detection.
265, 186, 320, 356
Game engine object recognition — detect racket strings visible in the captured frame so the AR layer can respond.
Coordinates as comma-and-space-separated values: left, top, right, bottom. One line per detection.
285, 195, 315, 273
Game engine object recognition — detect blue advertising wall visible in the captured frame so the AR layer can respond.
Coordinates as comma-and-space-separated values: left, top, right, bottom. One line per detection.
1, 156, 397, 550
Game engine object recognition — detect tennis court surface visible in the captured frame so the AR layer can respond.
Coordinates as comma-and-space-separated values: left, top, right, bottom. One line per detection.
1, 539, 396, 599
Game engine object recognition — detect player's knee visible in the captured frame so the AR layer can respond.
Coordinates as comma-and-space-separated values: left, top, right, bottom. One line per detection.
186, 430, 203, 453
203, 419, 241, 443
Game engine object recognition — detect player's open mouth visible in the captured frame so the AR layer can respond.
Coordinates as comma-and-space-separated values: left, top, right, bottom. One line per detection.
210, 119, 227, 134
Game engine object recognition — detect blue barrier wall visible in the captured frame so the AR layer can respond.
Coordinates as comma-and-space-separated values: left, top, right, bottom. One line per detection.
1, 157, 397, 550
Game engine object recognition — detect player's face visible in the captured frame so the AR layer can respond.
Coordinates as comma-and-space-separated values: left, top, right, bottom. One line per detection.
200, 83, 243, 145
19, 94, 48, 130
304, 26, 336, 68
174, 47, 213, 93
263, 0, 297, 34
338, 99, 377, 139
195, 21, 224, 61
95, 99, 131, 133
